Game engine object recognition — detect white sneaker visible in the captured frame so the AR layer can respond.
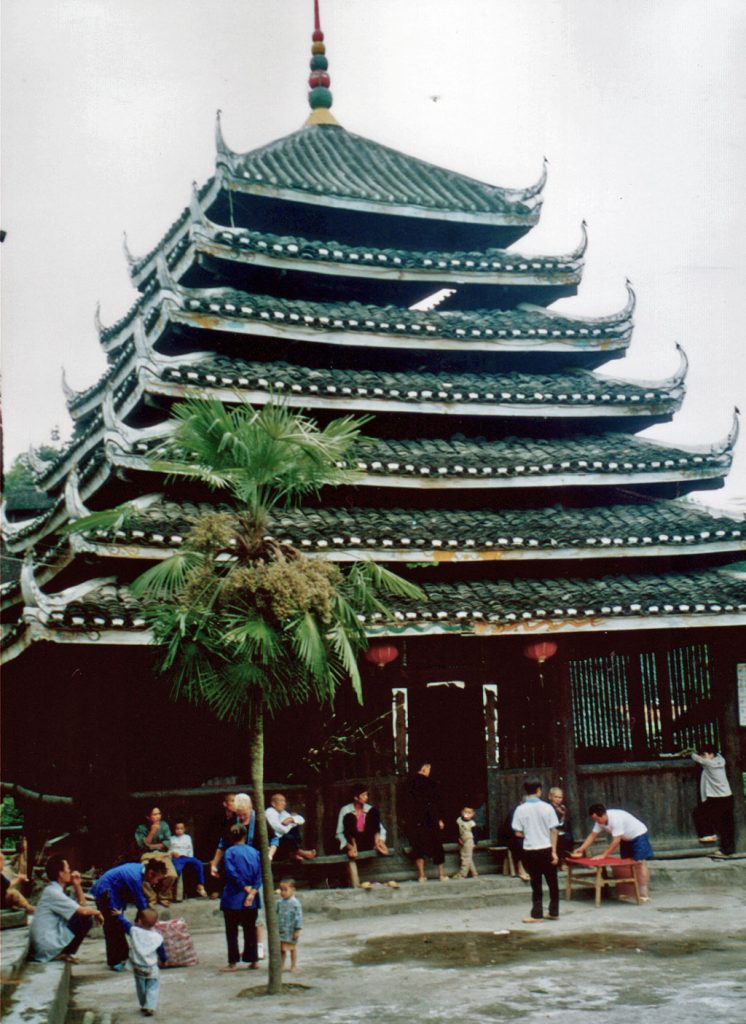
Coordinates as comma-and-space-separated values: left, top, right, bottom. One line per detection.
257, 942, 265, 960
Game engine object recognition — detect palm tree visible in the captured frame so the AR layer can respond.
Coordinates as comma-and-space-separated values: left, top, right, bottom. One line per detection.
67, 397, 423, 994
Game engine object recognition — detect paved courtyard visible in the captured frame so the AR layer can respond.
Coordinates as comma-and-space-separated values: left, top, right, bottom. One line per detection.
67, 863, 746, 1024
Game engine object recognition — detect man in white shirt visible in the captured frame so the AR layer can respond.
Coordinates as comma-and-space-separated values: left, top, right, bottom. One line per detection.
571, 804, 653, 900
264, 793, 316, 862
512, 781, 560, 922
689, 745, 734, 856
29, 855, 103, 962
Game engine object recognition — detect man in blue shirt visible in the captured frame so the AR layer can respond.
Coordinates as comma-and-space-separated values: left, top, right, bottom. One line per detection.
92, 860, 167, 969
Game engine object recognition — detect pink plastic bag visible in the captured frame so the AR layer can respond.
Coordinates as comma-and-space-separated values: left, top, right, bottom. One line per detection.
155, 918, 198, 967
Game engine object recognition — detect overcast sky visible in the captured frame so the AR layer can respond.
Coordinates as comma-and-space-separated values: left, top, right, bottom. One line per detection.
2, 0, 745, 506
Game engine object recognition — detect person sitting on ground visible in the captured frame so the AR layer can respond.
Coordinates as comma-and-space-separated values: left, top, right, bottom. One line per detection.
92, 859, 168, 970
265, 793, 316, 862
451, 806, 479, 879
120, 907, 168, 1018
29, 854, 103, 963
169, 821, 208, 897
547, 787, 574, 864
687, 744, 735, 857
0, 850, 34, 915
570, 803, 653, 901
220, 823, 262, 972
135, 806, 177, 906
335, 784, 389, 859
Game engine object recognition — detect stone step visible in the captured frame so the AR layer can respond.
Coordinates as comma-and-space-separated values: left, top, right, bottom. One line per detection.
2, 961, 69, 1024
0, 926, 30, 1013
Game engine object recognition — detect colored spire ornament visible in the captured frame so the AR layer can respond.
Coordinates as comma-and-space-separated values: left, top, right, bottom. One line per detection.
306, 0, 339, 126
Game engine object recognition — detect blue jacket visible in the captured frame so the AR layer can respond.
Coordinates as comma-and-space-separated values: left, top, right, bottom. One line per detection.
92, 863, 149, 912
221, 844, 262, 911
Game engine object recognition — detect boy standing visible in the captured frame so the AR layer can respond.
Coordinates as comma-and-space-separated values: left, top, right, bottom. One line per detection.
512, 781, 560, 923
120, 908, 168, 1017
451, 807, 479, 879
276, 879, 303, 972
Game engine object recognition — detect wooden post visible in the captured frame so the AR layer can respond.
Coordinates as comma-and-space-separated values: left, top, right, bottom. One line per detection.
710, 633, 746, 853
556, 644, 581, 828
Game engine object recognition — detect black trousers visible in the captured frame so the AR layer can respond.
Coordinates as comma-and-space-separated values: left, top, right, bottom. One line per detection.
693, 795, 735, 855
62, 912, 93, 957
95, 893, 128, 967
223, 907, 258, 965
522, 847, 559, 919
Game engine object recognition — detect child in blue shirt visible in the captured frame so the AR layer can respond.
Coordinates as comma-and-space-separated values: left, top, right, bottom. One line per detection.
276, 878, 303, 972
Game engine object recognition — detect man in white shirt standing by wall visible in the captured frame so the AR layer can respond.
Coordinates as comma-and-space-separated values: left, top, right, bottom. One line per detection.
512, 780, 560, 923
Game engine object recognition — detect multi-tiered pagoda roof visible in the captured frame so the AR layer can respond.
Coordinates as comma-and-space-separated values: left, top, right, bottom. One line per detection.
2, 12, 745, 666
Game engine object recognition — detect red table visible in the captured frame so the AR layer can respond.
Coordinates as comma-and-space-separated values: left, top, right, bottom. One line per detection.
565, 856, 640, 906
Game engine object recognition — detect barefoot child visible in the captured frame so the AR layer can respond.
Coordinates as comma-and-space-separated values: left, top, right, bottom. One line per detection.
120, 907, 167, 1017
451, 806, 479, 879
276, 879, 303, 972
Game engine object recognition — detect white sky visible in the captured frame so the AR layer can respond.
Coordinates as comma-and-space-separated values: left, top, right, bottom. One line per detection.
2, 0, 745, 506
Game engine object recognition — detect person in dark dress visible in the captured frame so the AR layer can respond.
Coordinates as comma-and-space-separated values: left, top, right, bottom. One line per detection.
406, 763, 446, 882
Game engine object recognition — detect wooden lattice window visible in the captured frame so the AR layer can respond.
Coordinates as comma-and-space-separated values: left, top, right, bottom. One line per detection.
571, 642, 718, 763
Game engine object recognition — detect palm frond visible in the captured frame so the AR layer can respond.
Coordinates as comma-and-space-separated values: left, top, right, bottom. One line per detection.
327, 621, 364, 702
290, 612, 330, 681
130, 551, 204, 599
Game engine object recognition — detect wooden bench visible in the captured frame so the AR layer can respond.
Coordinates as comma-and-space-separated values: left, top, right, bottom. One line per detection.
276, 848, 391, 889
487, 845, 516, 876
565, 856, 640, 906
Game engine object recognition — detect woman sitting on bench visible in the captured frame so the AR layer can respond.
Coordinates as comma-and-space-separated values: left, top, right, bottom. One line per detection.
335, 783, 389, 860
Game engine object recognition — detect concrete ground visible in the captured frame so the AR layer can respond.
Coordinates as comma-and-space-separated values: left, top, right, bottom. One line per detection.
68, 860, 746, 1024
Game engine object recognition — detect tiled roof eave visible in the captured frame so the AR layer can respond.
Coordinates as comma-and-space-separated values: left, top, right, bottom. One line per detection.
188, 226, 582, 287
364, 611, 746, 637
105, 445, 730, 490
15, 567, 746, 644
72, 537, 746, 564
6, 610, 741, 660
223, 176, 541, 227
145, 374, 680, 421
172, 307, 630, 355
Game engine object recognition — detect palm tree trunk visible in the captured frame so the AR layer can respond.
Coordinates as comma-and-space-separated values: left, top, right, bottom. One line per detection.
250, 707, 283, 995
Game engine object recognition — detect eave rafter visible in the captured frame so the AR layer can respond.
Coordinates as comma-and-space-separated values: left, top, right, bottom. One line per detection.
110, 424, 735, 491
72, 498, 746, 564
98, 275, 634, 358
143, 347, 684, 421
132, 210, 587, 292
4, 567, 744, 665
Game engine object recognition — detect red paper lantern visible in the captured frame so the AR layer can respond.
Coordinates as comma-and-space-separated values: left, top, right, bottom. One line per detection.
363, 642, 399, 669
523, 640, 558, 665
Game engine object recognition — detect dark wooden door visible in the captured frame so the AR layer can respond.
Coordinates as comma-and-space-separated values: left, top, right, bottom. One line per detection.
407, 683, 486, 842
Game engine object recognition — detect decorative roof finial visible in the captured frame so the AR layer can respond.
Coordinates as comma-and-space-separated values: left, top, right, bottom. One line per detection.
305, 1, 340, 126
